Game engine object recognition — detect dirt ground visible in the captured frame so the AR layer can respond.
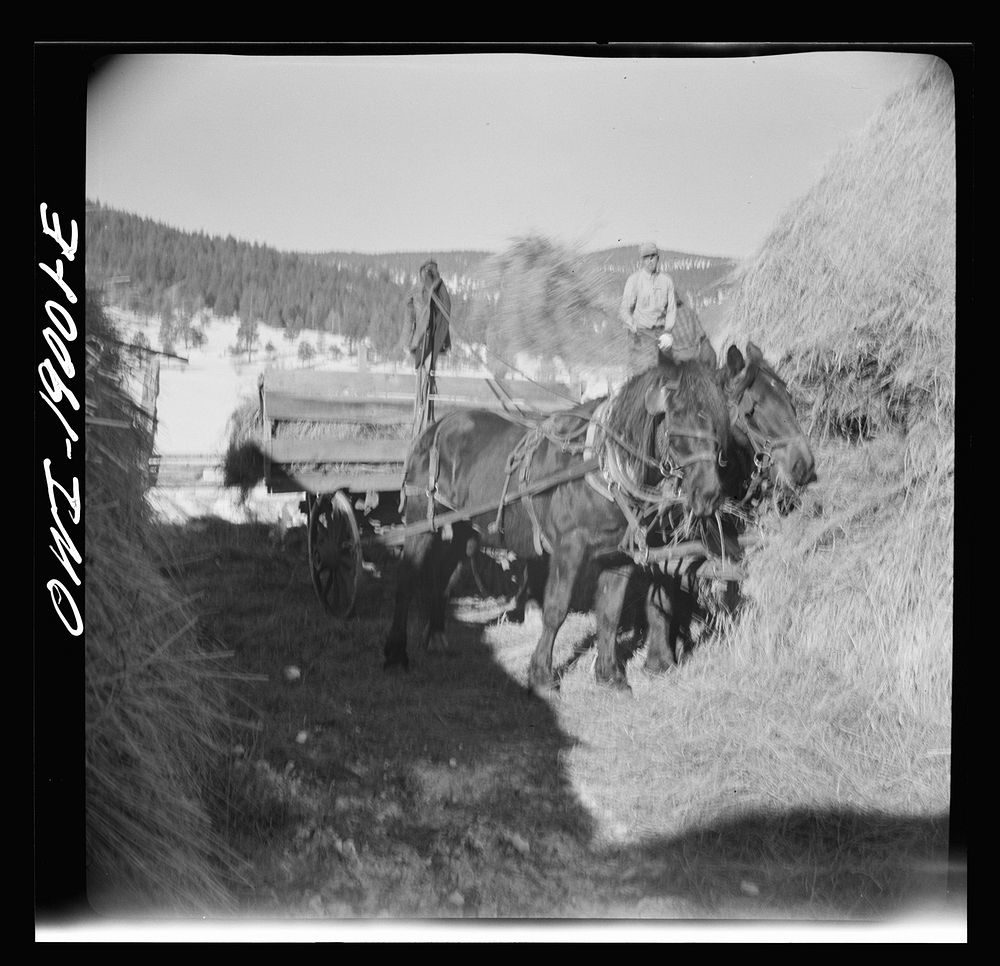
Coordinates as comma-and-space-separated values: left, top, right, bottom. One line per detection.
138, 505, 962, 941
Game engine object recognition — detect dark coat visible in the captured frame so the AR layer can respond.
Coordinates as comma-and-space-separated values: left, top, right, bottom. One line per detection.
407, 262, 452, 368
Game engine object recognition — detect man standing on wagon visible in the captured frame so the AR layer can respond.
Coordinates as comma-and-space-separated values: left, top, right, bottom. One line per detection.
405, 259, 452, 429
619, 241, 676, 371
619, 242, 714, 369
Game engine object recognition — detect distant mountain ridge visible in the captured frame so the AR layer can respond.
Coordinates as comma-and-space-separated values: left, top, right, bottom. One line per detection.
85, 202, 737, 355
313, 246, 738, 301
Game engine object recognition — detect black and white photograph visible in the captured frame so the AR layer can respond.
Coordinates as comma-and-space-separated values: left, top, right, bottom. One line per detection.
34, 42, 968, 942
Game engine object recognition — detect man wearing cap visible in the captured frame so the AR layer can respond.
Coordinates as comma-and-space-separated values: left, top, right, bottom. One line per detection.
619, 242, 715, 369
619, 242, 677, 370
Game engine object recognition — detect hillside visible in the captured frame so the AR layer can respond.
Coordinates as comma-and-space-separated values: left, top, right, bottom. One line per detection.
85, 203, 424, 356
84, 203, 736, 361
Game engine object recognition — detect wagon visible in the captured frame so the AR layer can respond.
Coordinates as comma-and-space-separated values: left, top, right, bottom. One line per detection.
259, 363, 756, 618
258, 364, 589, 616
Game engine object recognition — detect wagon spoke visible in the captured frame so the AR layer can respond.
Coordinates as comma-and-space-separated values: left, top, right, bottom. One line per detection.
308, 491, 363, 620
331, 566, 348, 604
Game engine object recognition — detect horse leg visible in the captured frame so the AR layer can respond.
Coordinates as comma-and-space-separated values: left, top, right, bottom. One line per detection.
524, 556, 548, 626
643, 574, 681, 675
384, 530, 436, 671
504, 565, 530, 623
720, 579, 741, 616
593, 563, 635, 691
422, 529, 470, 653
506, 555, 547, 624
443, 530, 480, 599
527, 537, 585, 693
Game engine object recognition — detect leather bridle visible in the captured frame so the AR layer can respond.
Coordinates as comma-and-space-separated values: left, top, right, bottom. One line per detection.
728, 366, 810, 504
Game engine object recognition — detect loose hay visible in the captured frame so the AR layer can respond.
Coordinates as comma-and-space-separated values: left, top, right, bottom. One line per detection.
85, 292, 244, 914
716, 58, 956, 715
464, 235, 633, 383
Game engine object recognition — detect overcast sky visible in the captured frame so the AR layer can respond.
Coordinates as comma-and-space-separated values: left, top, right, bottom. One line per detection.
85, 47, 939, 259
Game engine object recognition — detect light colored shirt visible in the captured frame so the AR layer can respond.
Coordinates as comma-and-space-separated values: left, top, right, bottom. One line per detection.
619, 268, 677, 332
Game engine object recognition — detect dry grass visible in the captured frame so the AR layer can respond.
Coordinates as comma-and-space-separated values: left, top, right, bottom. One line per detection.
221, 394, 266, 495
723, 59, 955, 447
713, 59, 955, 719
476, 600, 952, 917
85, 292, 245, 914
725, 438, 953, 715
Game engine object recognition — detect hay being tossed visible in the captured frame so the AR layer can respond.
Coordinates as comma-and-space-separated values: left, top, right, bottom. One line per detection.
464, 235, 633, 384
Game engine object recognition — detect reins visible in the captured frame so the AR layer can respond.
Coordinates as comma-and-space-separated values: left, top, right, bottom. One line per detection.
407, 378, 723, 564
583, 393, 722, 563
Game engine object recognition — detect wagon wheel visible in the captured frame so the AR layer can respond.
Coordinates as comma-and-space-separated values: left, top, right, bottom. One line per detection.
308, 491, 363, 618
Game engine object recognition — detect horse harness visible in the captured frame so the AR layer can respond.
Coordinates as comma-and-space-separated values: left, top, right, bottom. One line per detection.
413, 410, 589, 557
406, 383, 722, 565
728, 366, 811, 507
582, 395, 721, 562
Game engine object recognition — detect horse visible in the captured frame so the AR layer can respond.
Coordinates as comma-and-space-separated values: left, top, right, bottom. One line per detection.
637, 341, 818, 673
717, 342, 817, 503
383, 357, 731, 692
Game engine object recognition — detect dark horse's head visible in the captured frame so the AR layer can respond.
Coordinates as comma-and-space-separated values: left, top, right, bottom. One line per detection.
604, 357, 729, 519
720, 342, 817, 493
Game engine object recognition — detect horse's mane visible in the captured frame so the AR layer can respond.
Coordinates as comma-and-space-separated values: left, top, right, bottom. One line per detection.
605, 362, 730, 457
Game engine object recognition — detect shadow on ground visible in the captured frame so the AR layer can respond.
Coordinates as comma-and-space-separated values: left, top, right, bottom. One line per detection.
135, 516, 961, 925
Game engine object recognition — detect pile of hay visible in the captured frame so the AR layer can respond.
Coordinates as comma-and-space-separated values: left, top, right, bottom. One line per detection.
221, 395, 268, 496
727, 59, 955, 451
85, 291, 242, 913
720, 58, 956, 717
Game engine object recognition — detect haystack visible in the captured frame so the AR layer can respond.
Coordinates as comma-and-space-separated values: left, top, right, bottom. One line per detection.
727, 59, 955, 449
719, 59, 956, 716
84, 291, 242, 913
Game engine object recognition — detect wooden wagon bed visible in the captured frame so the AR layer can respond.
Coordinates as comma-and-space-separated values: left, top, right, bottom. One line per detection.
259, 368, 581, 496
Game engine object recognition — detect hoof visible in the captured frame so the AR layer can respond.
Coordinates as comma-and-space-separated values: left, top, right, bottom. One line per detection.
423, 630, 450, 653
502, 606, 526, 625
595, 672, 632, 694
527, 669, 559, 696
642, 656, 676, 676
523, 601, 543, 631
